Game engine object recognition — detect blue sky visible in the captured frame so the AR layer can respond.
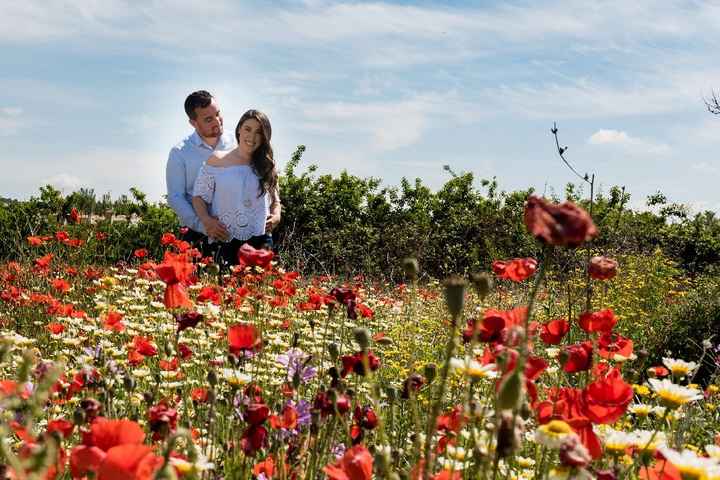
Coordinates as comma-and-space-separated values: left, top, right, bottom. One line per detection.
2, 0, 720, 213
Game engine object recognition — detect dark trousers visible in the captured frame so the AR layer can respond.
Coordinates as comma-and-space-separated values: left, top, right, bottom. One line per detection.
216, 234, 274, 267
179, 228, 215, 258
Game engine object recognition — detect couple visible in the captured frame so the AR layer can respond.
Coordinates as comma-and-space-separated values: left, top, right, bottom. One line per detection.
166, 90, 281, 266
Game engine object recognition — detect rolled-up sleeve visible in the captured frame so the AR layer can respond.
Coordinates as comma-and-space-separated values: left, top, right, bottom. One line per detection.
166, 149, 204, 233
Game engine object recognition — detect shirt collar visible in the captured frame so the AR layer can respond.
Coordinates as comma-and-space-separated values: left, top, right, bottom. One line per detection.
189, 130, 231, 151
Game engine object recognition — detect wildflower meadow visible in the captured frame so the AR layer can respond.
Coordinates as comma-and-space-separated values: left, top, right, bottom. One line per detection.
0, 192, 719, 480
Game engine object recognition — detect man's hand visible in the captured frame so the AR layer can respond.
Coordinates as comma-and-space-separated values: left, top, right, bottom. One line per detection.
265, 212, 281, 232
202, 216, 230, 241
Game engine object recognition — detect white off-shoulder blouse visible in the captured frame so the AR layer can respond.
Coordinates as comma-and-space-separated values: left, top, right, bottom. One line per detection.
192, 164, 269, 242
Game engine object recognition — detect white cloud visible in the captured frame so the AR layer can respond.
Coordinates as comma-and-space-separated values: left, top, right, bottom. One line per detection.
41, 173, 83, 193
588, 129, 670, 155
691, 162, 719, 175
0, 107, 24, 136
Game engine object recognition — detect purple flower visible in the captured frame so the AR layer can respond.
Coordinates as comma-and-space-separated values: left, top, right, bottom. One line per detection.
276, 349, 316, 384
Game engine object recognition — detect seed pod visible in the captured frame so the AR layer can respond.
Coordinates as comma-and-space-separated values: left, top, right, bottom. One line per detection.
423, 363, 437, 384
328, 342, 340, 362
401, 257, 419, 281
469, 272, 493, 299
443, 276, 467, 319
497, 370, 524, 411
353, 328, 371, 350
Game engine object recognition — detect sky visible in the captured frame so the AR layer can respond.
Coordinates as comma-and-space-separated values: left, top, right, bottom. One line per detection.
2, 0, 720, 213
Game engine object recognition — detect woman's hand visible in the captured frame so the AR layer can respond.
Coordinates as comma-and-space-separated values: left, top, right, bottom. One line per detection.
265, 212, 281, 232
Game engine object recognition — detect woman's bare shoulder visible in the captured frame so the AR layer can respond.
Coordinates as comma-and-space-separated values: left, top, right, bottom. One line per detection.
206, 151, 232, 166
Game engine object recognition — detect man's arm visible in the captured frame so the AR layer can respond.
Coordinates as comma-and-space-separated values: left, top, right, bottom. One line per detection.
265, 186, 282, 232
166, 149, 205, 233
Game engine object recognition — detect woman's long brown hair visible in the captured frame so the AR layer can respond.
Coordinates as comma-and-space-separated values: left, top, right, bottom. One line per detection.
235, 110, 278, 197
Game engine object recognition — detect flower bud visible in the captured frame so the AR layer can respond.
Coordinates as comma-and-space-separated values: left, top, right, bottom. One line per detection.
328, 342, 340, 362
469, 272, 493, 299
353, 328, 371, 351
443, 276, 467, 319
497, 370, 524, 411
496, 411, 522, 458
123, 374, 136, 392
401, 258, 419, 281
206, 264, 220, 276
423, 363, 437, 384
207, 369, 218, 386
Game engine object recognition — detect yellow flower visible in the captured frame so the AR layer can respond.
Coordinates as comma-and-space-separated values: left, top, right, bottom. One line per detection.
633, 384, 650, 396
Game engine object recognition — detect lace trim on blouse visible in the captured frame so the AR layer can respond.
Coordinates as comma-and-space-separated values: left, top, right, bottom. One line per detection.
193, 164, 268, 242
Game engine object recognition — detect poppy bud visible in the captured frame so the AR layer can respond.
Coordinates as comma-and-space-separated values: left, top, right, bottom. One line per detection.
497, 370, 524, 411
443, 276, 467, 319
206, 264, 220, 276
496, 411, 522, 458
401, 257, 419, 281
72, 408, 85, 425
353, 328, 371, 351
386, 386, 398, 401
328, 342, 340, 362
207, 369, 218, 386
423, 363, 437, 384
469, 272, 493, 299
123, 374, 136, 391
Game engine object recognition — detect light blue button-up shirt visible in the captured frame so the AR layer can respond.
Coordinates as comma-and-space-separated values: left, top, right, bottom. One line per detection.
166, 131, 235, 233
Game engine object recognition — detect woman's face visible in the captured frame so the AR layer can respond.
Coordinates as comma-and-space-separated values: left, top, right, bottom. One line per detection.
237, 118, 264, 156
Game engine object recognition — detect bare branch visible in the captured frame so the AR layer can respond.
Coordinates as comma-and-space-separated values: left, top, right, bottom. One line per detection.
551, 122, 591, 184
704, 90, 720, 115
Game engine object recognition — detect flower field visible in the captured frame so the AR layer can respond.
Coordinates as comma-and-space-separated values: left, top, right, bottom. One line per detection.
0, 197, 719, 480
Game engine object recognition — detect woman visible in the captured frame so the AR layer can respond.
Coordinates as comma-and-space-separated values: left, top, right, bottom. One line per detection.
192, 109, 281, 266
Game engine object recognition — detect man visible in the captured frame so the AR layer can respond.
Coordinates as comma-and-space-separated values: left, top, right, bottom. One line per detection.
166, 90, 233, 250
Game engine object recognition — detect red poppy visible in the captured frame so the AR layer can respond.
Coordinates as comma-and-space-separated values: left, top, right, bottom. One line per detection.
97, 444, 162, 480
27, 236, 45, 246
160, 233, 176, 245
87, 419, 146, 451
536, 387, 602, 459
463, 306, 527, 344
588, 256, 619, 280
228, 323, 262, 355
597, 332, 633, 360
647, 366, 670, 378
176, 311, 203, 332
578, 309, 617, 334
638, 459, 681, 480
524, 195, 598, 247
238, 243, 274, 269
492, 258, 538, 282
177, 343, 193, 360
47, 322, 65, 335
148, 402, 177, 440
70, 207, 81, 224
341, 351, 381, 377
323, 444, 373, 480
154, 252, 195, 309
270, 404, 299, 430
132, 336, 157, 356
253, 456, 275, 479
103, 311, 125, 332
539, 319, 570, 345
562, 341, 594, 373
583, 367, 633, 424
35, 253, 54, 269
196, 286, 222, 304
47, 418, 74, 438
70, 445, 107, 478
133, 248, 148, 259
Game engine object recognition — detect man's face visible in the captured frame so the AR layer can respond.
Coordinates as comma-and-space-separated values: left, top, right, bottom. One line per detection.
190, 99, 223, 139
